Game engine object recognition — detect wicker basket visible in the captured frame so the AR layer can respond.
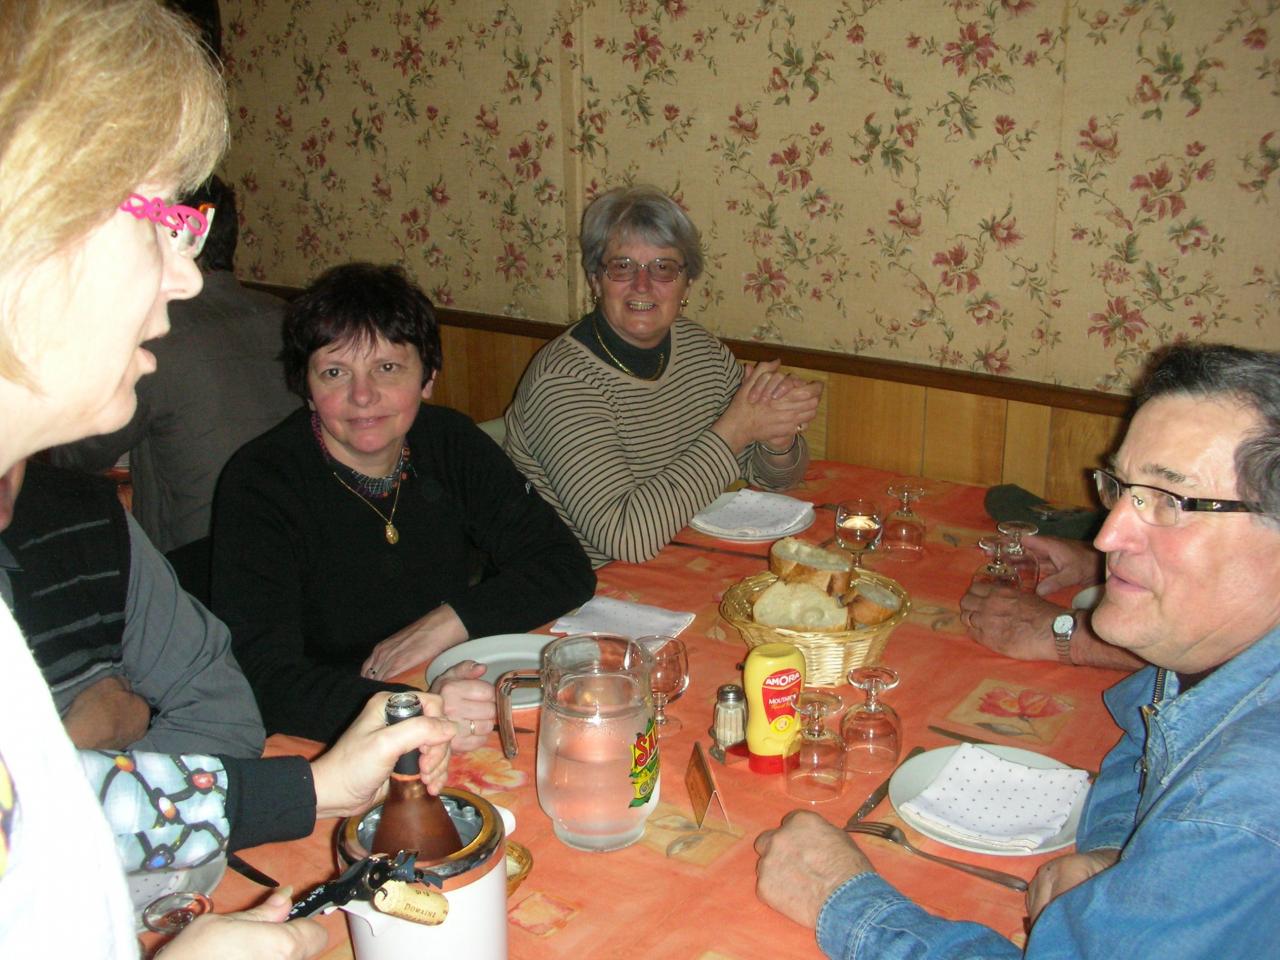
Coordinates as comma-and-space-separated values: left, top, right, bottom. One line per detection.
719, 571, 911, 686
505, 840, 532, 896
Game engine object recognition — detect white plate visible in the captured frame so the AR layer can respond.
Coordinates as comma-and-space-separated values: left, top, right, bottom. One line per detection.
425, 633, 551, 709
888, 746, 1085, 857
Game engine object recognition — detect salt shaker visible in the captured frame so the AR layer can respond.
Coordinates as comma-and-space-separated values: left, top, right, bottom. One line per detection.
712, 683, 746, 751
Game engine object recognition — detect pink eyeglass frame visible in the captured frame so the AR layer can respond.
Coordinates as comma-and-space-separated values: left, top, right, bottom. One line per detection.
118, 193, 211, 249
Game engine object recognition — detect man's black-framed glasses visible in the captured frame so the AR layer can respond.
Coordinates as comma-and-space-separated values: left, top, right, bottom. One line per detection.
1092, 468, 1255, 527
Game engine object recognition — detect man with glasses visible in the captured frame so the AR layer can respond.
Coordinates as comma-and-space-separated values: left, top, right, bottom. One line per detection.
756, 343, 1280, 958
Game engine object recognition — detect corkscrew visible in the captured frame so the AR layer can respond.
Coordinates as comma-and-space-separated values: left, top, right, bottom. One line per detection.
287, 851, 441, 919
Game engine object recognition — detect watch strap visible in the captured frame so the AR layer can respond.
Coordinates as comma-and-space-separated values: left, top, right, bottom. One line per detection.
1052, 614, 1076, 665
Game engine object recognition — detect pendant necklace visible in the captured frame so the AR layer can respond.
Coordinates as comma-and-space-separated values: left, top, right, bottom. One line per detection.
593, 315, 665, 381
332, 470, 403, 544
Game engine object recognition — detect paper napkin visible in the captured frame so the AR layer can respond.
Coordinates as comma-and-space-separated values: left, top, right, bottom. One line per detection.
551, 596, 695, 640
691, 490, 814, 538
900, 743, 1090, 851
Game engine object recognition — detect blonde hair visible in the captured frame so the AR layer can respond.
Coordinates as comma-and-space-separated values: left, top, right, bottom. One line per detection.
0, 0, 228, 378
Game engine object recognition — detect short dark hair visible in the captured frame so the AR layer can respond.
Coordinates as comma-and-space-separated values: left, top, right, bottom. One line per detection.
183, 174, 237, 272
1136, 343, 1280, 525
280, 262, 443, 400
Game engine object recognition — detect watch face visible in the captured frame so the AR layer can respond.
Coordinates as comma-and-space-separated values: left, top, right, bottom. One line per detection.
1053, 613, 1075, 634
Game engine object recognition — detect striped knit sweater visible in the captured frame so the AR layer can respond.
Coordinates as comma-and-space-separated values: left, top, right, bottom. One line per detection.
504, 318, 808, 566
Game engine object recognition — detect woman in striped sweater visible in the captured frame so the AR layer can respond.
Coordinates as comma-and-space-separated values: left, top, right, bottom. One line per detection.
504, 185, 822, 567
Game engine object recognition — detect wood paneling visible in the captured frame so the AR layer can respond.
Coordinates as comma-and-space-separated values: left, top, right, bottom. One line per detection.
1045, 408, 1127, 508
825, 374, 926, 475
1001, 401, 1053, 498
922, 389, 1007, 486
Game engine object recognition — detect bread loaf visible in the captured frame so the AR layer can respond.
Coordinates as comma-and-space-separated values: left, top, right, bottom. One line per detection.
845, 579, 900, 626
769, 537, 853, 594
752, 580, 851, 632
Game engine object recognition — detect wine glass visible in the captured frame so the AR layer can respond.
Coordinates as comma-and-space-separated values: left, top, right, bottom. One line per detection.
835, 498, 883, 568
141, 891, 213, 934
996, 520, 1039, 592
840, 667, 902, 775
975, 536, 1021, 588
786, 689, 846, 803
638, 636, 689, 737
880, 480, 926, 562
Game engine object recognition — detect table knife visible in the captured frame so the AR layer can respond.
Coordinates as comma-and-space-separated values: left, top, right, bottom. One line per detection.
844, 746, 925, 828
928, 725, 994, 745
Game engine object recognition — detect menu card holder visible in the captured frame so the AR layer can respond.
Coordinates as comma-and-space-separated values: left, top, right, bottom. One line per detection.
685, 743, 731, 829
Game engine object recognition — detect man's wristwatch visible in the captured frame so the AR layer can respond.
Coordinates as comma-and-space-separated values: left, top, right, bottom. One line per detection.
1052, 612, 1077, 666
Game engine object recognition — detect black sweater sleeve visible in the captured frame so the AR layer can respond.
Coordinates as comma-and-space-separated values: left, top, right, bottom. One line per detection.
223, 754, 316, 852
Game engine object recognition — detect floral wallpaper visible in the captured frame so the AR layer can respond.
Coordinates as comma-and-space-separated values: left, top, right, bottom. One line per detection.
220, 0, 1280, 394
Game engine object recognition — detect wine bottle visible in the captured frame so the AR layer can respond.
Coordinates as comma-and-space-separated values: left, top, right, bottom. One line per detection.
370, 693, 464, 862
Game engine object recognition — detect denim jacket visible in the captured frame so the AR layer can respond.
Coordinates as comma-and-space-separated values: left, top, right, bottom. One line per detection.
816, 624, 1280, 959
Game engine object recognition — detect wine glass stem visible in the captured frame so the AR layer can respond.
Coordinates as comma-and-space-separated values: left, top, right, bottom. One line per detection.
654, 695, 668, 726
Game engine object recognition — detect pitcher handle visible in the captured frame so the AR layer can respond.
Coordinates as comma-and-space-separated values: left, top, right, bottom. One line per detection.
494, 670, 542, 758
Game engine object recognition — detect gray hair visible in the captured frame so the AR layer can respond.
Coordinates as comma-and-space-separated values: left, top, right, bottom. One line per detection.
1136, 343, 1280, 526
580, 185, 703, 282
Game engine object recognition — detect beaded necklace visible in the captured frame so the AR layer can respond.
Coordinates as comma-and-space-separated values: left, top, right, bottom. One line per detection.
311, 411, 410, 544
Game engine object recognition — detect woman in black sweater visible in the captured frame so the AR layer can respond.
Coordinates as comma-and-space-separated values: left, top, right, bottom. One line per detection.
211, 263, 595, 744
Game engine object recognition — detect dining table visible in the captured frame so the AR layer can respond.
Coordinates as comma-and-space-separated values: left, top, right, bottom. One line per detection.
158, 460, 1127, 959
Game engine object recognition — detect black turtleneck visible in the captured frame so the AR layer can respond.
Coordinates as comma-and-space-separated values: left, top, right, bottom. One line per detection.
571, 308, 671, 380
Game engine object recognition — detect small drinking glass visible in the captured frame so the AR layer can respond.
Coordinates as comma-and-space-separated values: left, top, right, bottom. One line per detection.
835, 498, 883, 568
639, 636, 689, 737
786, 690, 846, 804
141, 891, 213, 934
840, 667, 902, 775
974, 536, 1021, 588
880, 480, 926, 562
996, 521, 1039, 592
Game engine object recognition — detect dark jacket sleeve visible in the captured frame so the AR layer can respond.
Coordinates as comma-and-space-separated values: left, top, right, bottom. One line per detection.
222, 754, 316, 851
431, 413, 596, 639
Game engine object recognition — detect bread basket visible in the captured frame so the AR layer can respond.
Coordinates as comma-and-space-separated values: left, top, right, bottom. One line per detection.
719, 571, 911, 685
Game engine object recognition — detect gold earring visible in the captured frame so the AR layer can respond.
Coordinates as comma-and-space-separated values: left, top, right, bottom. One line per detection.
680, 298, 689, 308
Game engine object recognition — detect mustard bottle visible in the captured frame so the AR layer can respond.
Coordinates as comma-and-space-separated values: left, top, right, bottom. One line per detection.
744, 643, 806, 774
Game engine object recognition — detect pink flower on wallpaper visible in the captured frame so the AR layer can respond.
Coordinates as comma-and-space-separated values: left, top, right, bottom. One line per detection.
994, 114, 1016, 136
978, 344, 1011, 374
430, 182, 449, 206
662, 0, 689, 17
1170, 220, 1210, 254
561, 30, 574, 49
1243, 27, 1268, 50
846, 24, 865, 44
744, 259, 787, 302
372, 175, 392, 202
1023, 51, 1038, 66
400, 208, 429, 244
496, 242, 528, 280
769, 142, 812, 190
622, 26, 664, 69
1077, 116, 1119, 160
421, 5, 442, 30
1088, 296, 1148, 346
979, 687, 1067, 721
801, 188, 833, 219
1186, 141, 1206, 157
728, 104, 759, 140
240, 173, 259, 194
1001, 0, 1035, 14
767, 66, 789, 92
985, 214, 1022, 249
896, 120, 918, 147
664, 104, 680, 121
1195, 159, 1215, 181
274, 106, 293, 132
1131, 163, 1185, 219
431, 284, 454, 306
476, 105, 499, 134
942, 23, 997, 76
888, 199, 922, 236
906, 33, 922, 49
933, 244, 980, 293
301, 135, 325, 170
296, 224, 321, 258
967, 294, 1001, 325
393, 35, 424, 76
508, 139, 542, 181
1070, 225, 1087, 240
1134, 74, 1160, 104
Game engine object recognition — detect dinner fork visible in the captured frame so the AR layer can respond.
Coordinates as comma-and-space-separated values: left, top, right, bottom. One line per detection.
844, 821, 1028, 891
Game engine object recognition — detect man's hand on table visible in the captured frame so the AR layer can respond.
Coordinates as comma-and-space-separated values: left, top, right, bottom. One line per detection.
311, 692, 455, 821
755, 810, 873, 928
159, 888, 327, 959
1027, 848, 1120, 924
1025, 535, 1103, 595
429, 660, 496, 751
960, 582, 1061, 661
61, 675, 150, 749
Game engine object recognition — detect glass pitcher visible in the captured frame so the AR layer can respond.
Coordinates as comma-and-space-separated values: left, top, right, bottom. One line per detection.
496, 634, 660, 852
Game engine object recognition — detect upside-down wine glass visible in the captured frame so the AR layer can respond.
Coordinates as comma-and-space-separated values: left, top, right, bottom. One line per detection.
835, 498, 883, 569
638, 636, 689, 737
974, 536, 1021, 588
786, 689, 846, 804
141, 892, 214, 934
840, 667, 902, 776
880, 480, 927, 562
996, 520, 1040, 592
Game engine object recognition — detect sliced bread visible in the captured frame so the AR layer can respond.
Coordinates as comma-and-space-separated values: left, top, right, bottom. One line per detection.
752, 579, 851, 632
769, 536, 853, 595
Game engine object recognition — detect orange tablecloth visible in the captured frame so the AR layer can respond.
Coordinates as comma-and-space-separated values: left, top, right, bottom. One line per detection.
196, 462, 1125, 959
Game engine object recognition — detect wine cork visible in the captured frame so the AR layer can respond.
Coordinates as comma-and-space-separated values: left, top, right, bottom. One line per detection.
371, 881, 450, 925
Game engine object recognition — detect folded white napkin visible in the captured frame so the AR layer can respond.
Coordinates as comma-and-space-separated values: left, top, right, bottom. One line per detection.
900, 744, 1090, 851
551, 596, 694, 640
691, 490, 814, 538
